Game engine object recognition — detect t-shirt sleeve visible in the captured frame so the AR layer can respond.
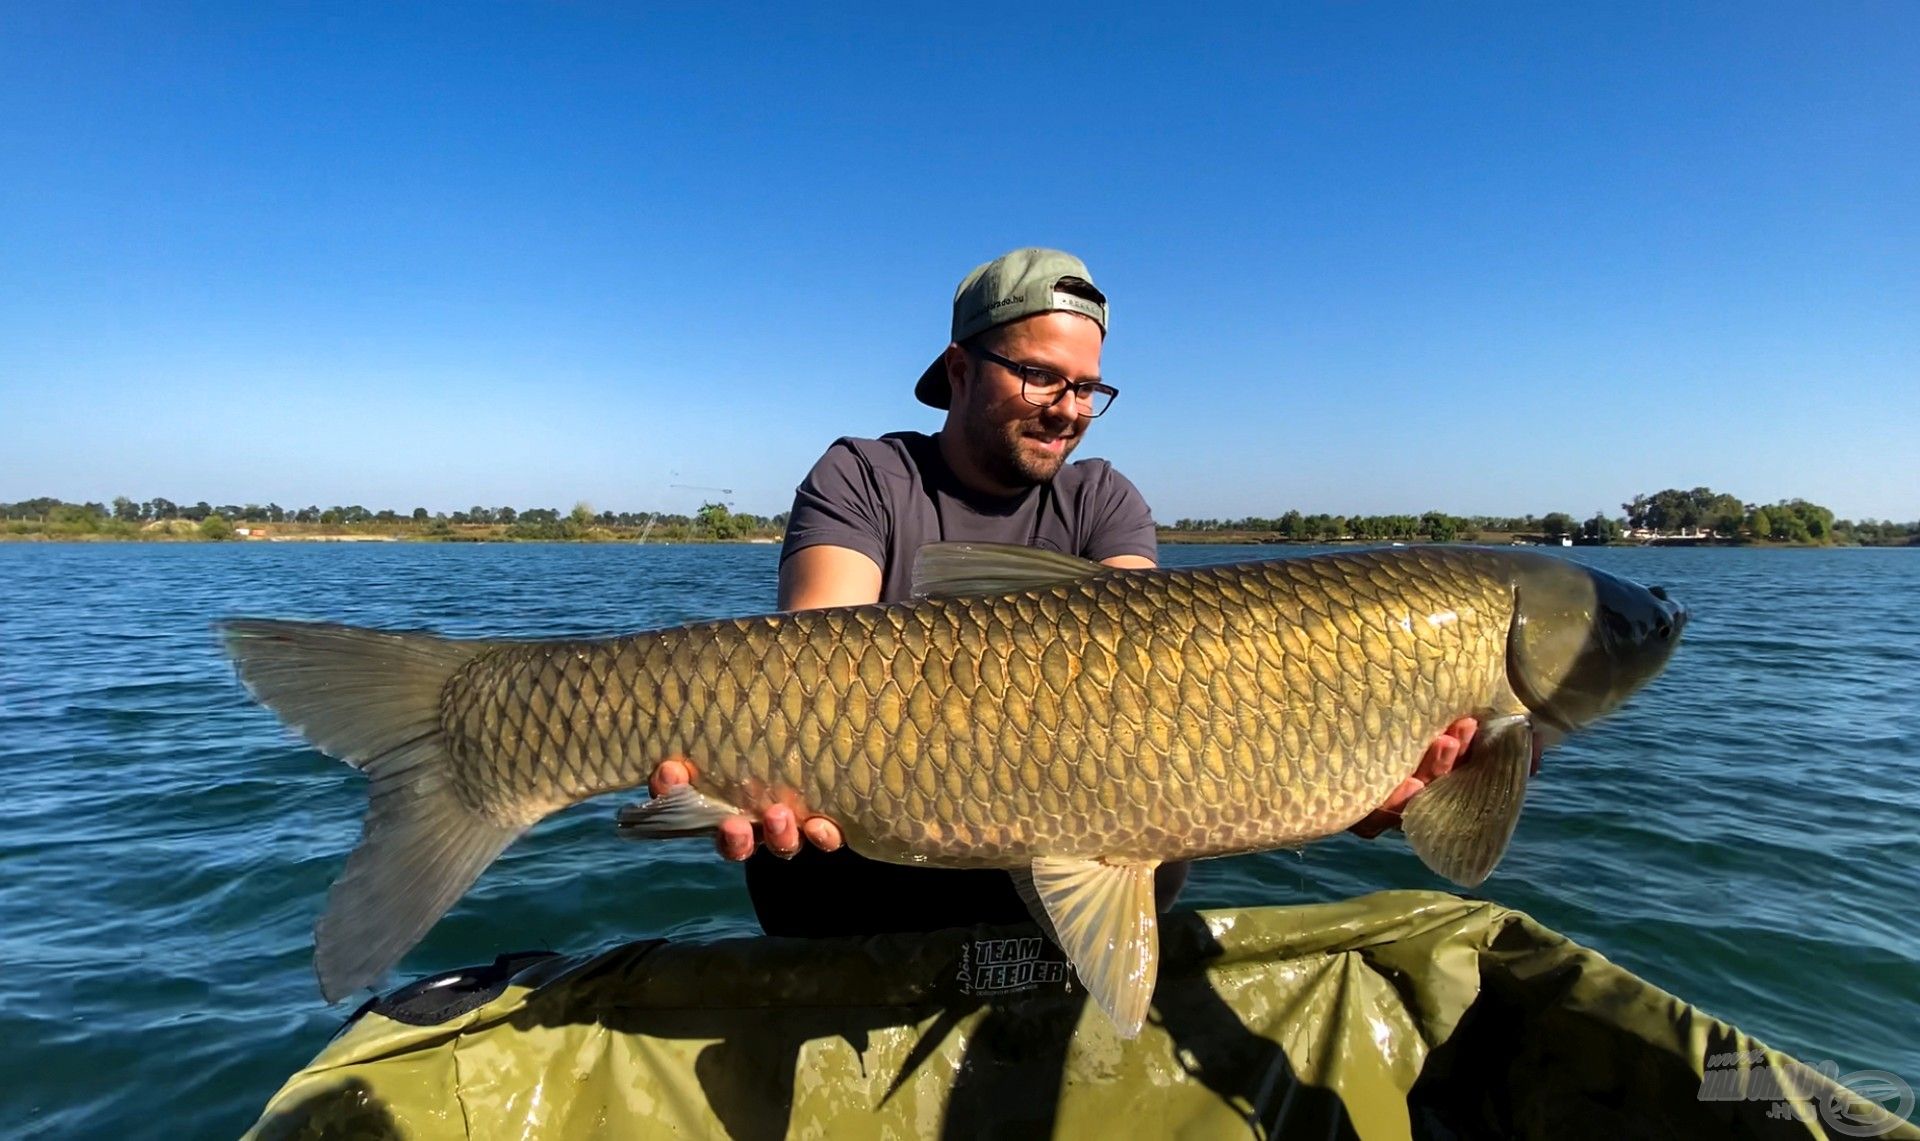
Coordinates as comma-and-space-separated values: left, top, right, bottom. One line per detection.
1083, 464, 1158, 563
780, 439, 889, 568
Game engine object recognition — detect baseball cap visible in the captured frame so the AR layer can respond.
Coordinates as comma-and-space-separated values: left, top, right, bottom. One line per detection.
914, 248, 1108, 409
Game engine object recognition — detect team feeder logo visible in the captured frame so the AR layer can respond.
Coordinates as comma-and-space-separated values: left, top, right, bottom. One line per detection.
955, 936, 1071, 997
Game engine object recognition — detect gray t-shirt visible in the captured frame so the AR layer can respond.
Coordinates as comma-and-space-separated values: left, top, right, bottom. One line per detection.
780, 431, 1157, 601
746, 430, 1176, 940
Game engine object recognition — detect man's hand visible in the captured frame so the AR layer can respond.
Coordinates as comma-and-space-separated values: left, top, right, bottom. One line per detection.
1349, 716, 1545, 839
648, 759, 844, 860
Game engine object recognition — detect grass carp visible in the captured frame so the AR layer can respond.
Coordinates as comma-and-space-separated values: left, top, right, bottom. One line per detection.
220, 543, 1686, 1036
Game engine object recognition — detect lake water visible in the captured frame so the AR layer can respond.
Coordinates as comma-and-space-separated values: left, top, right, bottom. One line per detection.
3, 542, 1916, 1137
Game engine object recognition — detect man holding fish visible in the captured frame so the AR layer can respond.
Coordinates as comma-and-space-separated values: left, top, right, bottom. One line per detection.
650, 247, 1495, 935
225, 246, 1684, 1036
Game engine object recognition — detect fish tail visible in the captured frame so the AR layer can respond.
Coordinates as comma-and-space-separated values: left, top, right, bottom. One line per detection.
219, 619, 521, 1003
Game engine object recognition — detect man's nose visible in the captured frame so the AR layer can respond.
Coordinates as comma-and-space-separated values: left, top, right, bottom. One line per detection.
1038, 388, 1083, 422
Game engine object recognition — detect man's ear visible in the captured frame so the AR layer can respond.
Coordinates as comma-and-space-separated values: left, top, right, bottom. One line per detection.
943, 342, 971, 402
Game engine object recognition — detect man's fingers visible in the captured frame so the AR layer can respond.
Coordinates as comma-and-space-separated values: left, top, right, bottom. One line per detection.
801, 816, 844, 852
715, 816, 755, 862
1351, 775, 1423, 838
762, 805, 802, 858
1413, 715, 1478, 782
707, 803, 845, 861
1358, 715, 1481, 840
649, 758, 692, 798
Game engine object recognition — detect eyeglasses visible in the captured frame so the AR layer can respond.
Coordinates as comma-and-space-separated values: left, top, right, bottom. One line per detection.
969, 347, 1119, 418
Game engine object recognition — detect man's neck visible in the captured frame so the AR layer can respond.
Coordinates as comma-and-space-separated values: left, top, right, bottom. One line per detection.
934, 430, 1027, 500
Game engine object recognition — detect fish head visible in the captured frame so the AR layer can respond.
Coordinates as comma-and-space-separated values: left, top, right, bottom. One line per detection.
1505, 553, 1687, 734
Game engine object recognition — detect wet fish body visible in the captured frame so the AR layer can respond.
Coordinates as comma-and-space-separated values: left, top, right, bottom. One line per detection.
222, 543, 1686, 1035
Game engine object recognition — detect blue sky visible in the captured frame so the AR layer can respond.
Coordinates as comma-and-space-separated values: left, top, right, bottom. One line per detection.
3, 3, 1915, 521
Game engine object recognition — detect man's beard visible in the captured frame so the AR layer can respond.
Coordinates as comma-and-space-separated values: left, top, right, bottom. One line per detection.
959, 401, 1081, 490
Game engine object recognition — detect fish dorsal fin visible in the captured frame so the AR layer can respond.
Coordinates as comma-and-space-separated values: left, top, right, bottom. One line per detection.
1020, 856, 1161, 1038
1402, 714, 1534, 888
911, 542, 1108, 599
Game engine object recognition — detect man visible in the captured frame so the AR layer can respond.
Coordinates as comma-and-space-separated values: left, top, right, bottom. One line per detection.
652, 248, 1484, 936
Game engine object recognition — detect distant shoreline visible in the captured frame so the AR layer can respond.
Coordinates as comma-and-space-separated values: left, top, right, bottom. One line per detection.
1151, 531, 1914, 549
3, 529, 1909, 549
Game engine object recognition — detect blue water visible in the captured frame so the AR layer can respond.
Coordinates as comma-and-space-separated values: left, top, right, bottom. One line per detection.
3, 542, 1916, 1137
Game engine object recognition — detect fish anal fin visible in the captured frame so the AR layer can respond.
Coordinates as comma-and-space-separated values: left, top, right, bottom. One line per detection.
616, 784, 748, 838
1024, 856, 1161, 1038
1402, 714, 1533, 888
911, 542, 1108, 599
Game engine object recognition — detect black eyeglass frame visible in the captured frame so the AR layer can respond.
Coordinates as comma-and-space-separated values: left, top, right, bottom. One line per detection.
967, 346, 1120, 418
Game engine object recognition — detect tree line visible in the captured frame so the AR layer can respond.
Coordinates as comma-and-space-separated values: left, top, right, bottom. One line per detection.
1162, 487, 1918, 547
0, 496, 788, 542
6, 488, 1915, 546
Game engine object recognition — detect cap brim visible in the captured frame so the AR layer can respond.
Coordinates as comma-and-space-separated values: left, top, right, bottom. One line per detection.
914, 353, 950, 409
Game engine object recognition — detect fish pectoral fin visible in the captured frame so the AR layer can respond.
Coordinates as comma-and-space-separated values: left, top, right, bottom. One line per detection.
1402, 714, 1533, 888
910, 542, 1108, 599
1022, 856, 1161, 1039
616, 784, 747, 839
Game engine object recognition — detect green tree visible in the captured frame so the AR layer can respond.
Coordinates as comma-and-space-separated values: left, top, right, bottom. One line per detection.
696, 502, 737, 540
1542, 512, 1575, 539
1420, 511, 1458, 542
112, 496, 141, 522
1582, 514, 1623, 543
412, 507, 429, 522
200, 514, 235, 541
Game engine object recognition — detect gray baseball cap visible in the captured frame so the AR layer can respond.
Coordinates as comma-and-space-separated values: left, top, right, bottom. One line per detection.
914, 248, 1108, 409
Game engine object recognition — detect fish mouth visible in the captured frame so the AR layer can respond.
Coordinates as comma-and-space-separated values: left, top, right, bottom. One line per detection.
1649, 585, 1687, 637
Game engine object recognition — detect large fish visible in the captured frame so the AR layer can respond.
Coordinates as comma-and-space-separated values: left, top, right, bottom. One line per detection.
221, 543, 1686, 1036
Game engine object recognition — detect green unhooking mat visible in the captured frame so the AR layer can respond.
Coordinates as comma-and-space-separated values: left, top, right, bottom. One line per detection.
244, 891, 1916, 1140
